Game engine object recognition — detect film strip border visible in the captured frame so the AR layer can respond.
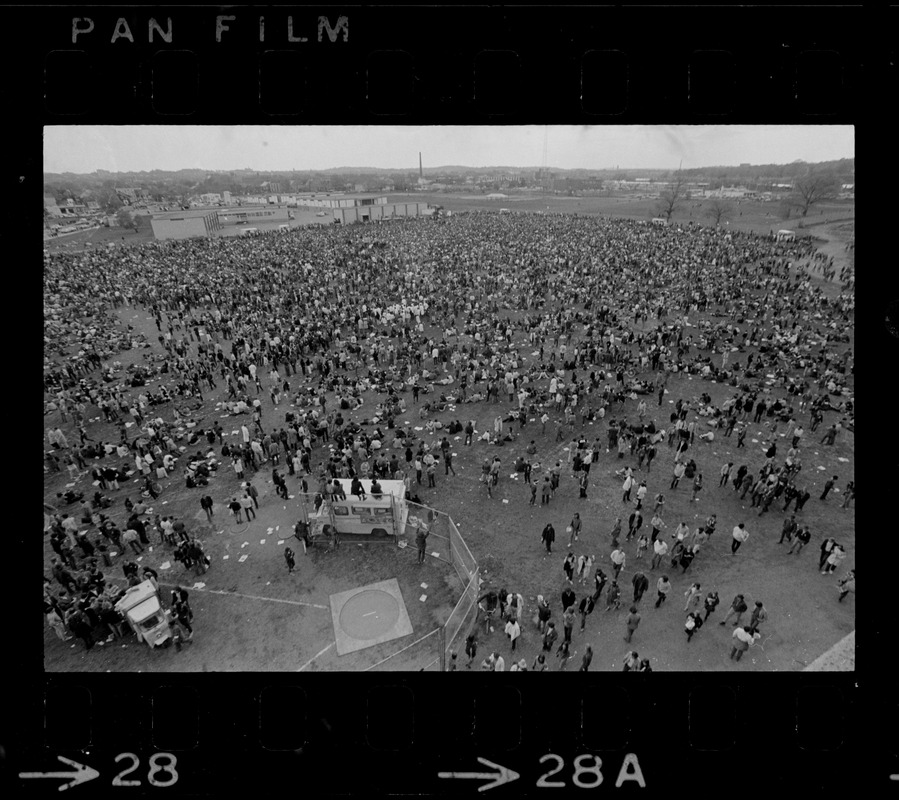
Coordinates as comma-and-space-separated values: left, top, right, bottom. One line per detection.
12, 4, 893, 797
10, 675, 882, 794
33, 6, 886, 120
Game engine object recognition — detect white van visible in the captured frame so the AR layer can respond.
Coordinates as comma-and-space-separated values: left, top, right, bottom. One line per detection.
239, 227, 259, 237
305, 478, 409, 545
651, 217, 668, 226
278, 224, 290, 233
115, 580, 172, 647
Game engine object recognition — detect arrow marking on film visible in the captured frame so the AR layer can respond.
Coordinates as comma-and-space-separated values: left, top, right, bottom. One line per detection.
20, 756, 100, 791
439, 757, 520, 792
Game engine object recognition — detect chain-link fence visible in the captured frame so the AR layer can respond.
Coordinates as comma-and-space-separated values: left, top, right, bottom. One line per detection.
443, 567, 480, 664
405, 502, 477, 590
287, 493, 479, 670
363, 628, 443, 672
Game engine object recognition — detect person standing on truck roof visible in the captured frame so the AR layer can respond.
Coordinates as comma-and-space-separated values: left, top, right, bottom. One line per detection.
415, 523, 430, 564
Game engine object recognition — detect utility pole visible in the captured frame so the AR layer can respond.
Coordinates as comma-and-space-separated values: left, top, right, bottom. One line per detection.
542, 126, 548, 173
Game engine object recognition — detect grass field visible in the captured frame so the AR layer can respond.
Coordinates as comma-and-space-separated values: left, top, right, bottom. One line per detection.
389, 191, 854, 237
43, 197, 854, 671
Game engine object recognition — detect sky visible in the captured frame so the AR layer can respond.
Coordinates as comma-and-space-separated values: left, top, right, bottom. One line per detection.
43, 125, 854, 174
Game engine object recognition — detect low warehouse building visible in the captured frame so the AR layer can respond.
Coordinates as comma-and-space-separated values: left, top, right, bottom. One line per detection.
151, 209, 222, 240
333, 203, 429, 224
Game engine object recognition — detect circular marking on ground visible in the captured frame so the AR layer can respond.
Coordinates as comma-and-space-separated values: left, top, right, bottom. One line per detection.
339, 589, 400, 640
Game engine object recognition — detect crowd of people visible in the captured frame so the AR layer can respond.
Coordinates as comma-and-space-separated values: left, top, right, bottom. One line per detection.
43, 210, 854, 668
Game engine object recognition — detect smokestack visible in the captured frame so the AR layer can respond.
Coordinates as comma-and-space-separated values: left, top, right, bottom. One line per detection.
419, 152, 422, 179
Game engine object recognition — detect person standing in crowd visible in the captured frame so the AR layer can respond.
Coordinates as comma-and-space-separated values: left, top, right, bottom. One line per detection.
465, 633, 478, 667
505, 616, 521, 651
542, 622, 558, 653
719, 594, 748, 627
787, 526, 812, 555
747, 601, 768, 635
591, 567, 608, 603
415, 523, 430, 565
579, 645, 593, 671
610, 546, 626, 580
837, 570, 855, 603
562, 606, 575, 644
730, 626, 759, 661
651, 537, 668, 570
284, 546, 296, 574
568, 513, 582, 547
654, 575, 671, 608
818, 537, 837, 571
820, 475, 837, 500
624, 605, 641, 643
632, 571, 649, 604
690, 473, 703, 502
578, 593, 595, 632
683, 582, 702, 612
839, 480, 855, 509
200, 494, 214, 524
779, 515, 797, 545
731, 523, 749, 555
703, 591, 720, 621
685, 612, 704, 642
240, 492, 256, 521
541, 522, 555, 554
563, 552, 576, 584
822, 543, 846, 575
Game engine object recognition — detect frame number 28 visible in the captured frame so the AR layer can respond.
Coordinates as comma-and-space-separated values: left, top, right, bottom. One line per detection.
113, 753, 179, 788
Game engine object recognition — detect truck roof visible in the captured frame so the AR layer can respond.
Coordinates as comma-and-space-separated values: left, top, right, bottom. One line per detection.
330, 478, 406, 501
126, 595, 162, 624
114, 579, 159, 613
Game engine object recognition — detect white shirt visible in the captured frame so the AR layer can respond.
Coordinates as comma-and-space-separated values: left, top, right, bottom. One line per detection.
732, 526, 748, 542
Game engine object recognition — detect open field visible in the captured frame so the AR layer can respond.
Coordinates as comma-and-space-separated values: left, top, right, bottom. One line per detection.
43, 198, 854, 671
391, 191, 854, 237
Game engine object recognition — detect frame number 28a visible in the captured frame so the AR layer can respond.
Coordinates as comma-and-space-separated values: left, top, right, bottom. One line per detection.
112, 753, 179, 788
537, 753, 646, 789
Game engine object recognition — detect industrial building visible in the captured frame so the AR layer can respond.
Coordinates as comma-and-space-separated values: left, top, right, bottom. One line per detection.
150, 209, 222, 240
332, 202, 429, 224
217, 206, 289, 224
296, 195, 389, 210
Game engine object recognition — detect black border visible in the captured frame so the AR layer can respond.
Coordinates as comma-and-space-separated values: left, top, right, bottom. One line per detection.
13, 3, 891, 797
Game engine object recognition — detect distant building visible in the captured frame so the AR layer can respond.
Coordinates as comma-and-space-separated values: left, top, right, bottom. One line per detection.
331, 202, 429, 224
295, 194, 389, 210
217, 206, 289, 225
706, 186, 757, 199
116, 187, 148, 204
49, 198, 88, 217
150, 209, 223, 240
222, 191, 232, 205
44, 196, 63, 218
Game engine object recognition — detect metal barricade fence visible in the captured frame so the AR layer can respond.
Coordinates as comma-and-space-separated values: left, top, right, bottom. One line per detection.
287, 494, 478, 671
443, 567, 480, 664
404, 502, 456, 573
363, 628, 442, 671
448, 516, 477, 585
